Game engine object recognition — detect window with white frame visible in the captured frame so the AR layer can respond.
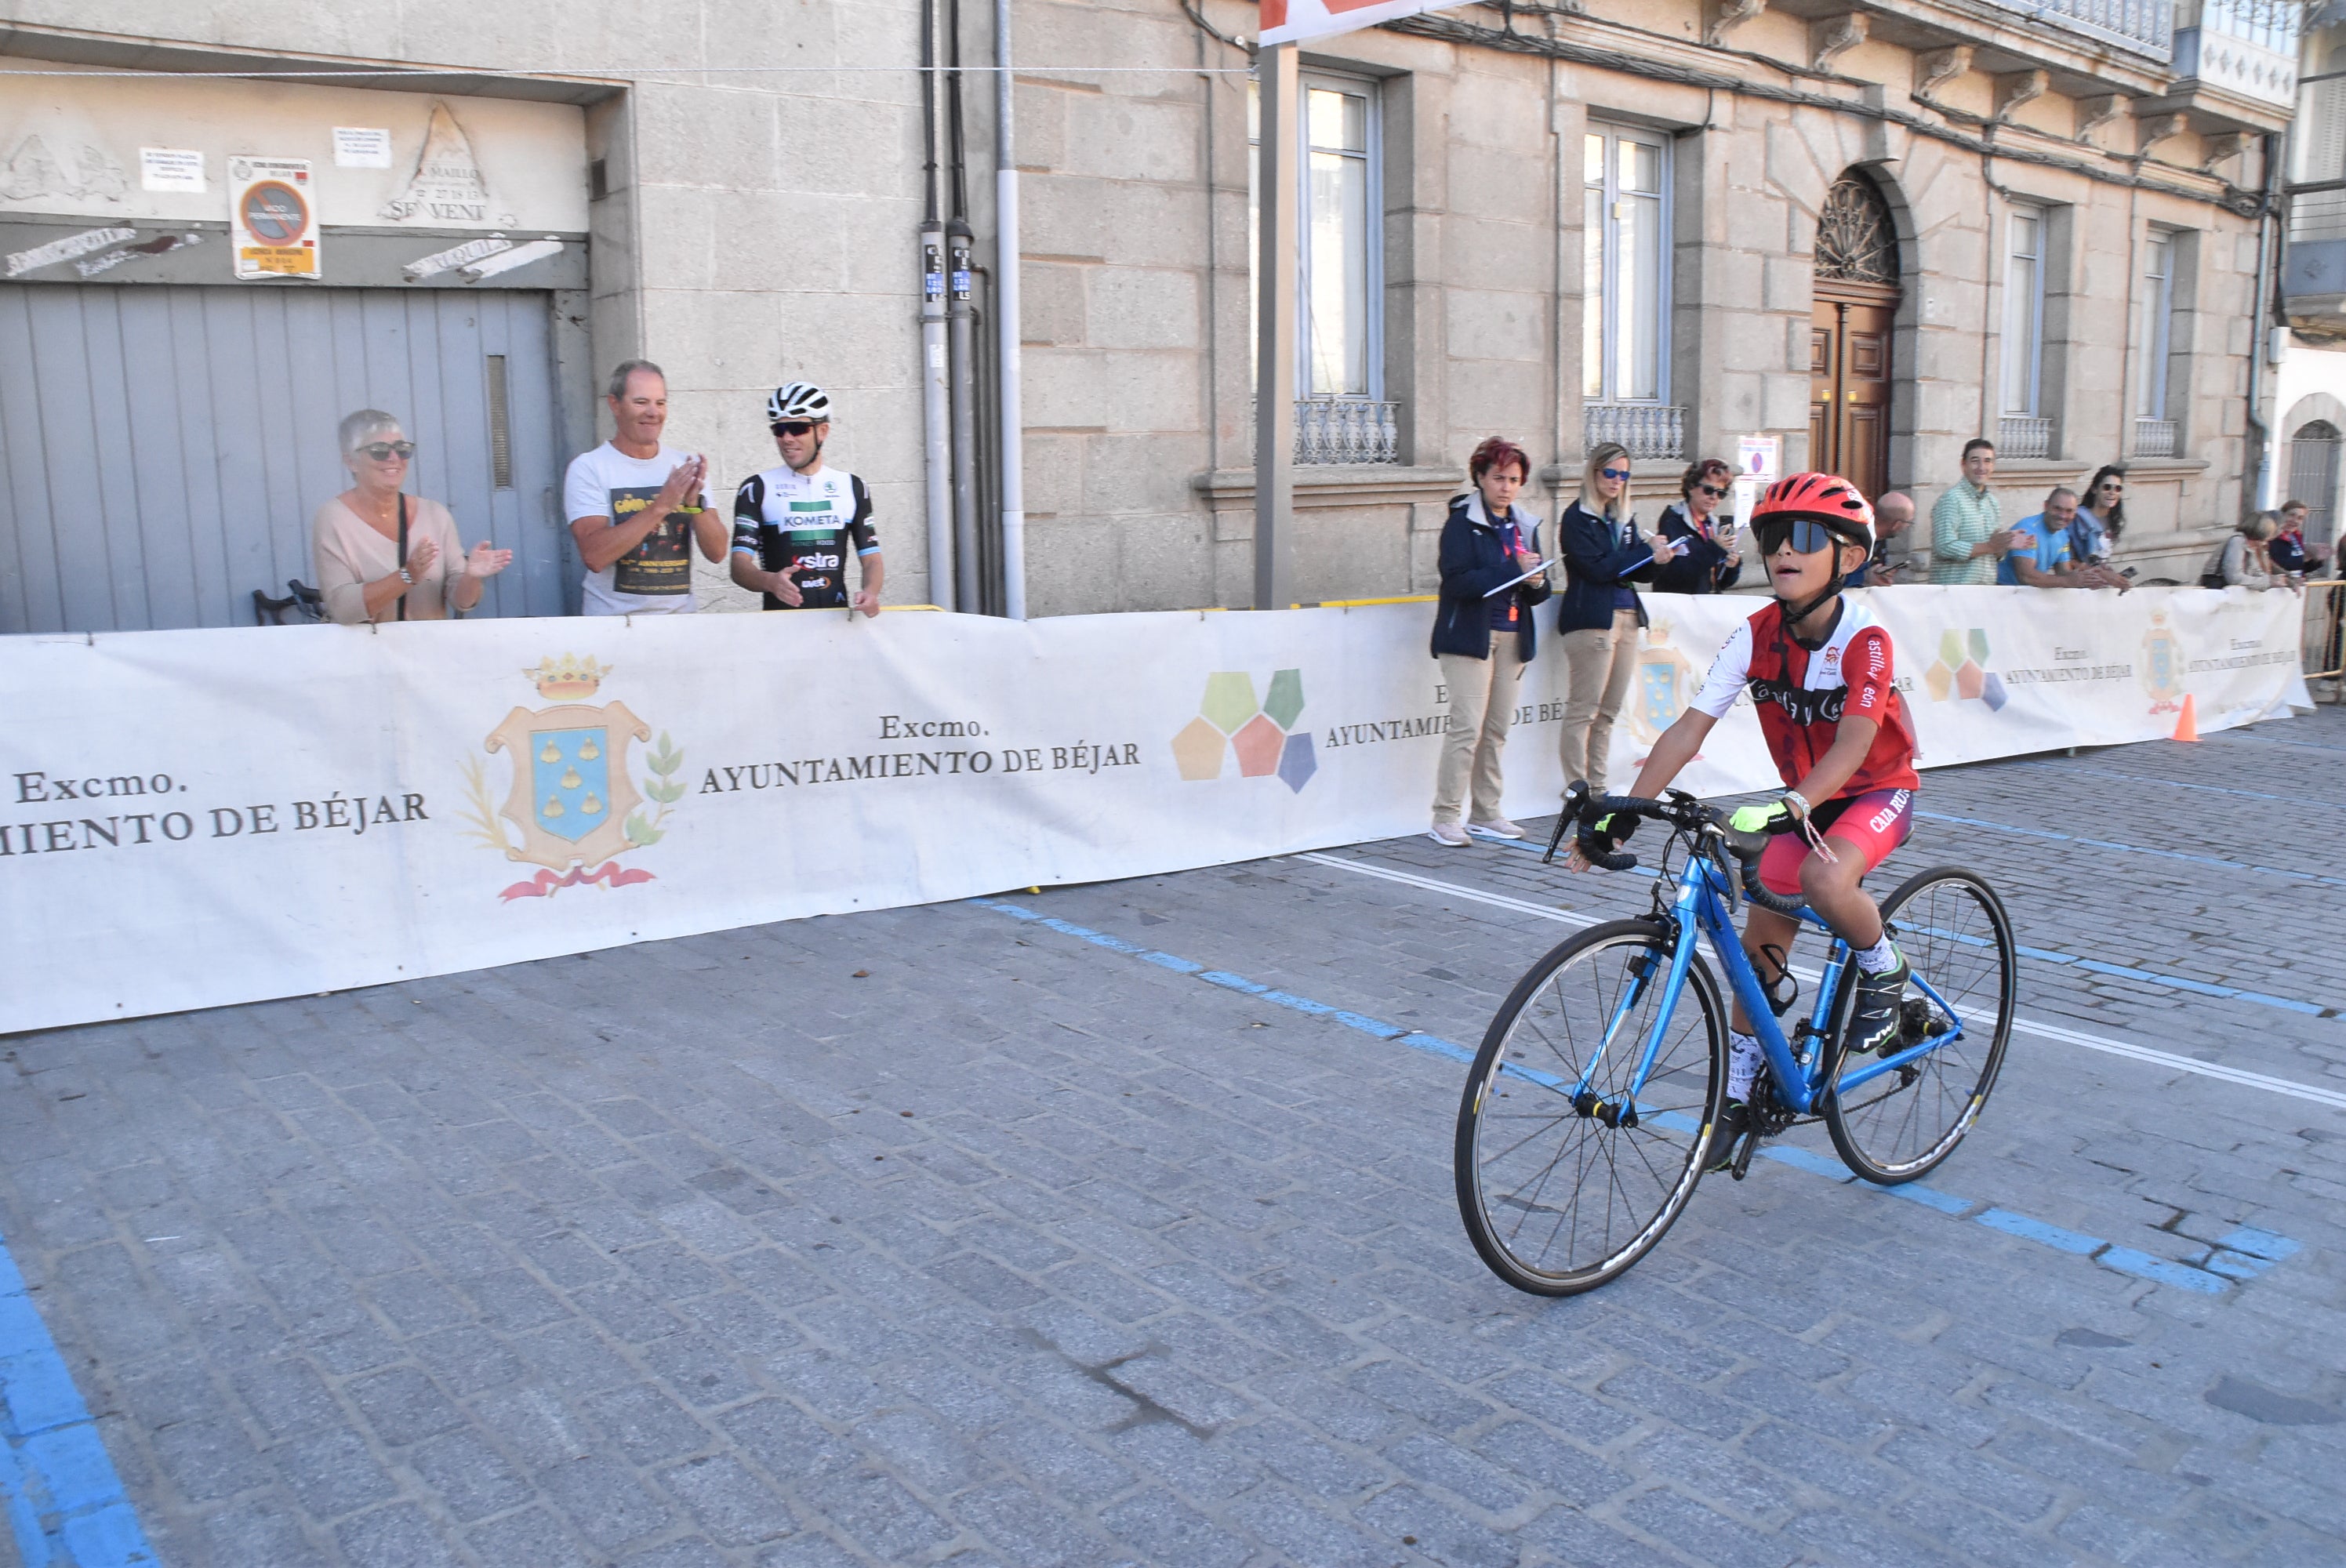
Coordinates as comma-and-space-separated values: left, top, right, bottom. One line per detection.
2001, 205, 2046, 418
1583, 122, 1669, 405
2137, 230, 2177, 445
1249, 72, 1383, 399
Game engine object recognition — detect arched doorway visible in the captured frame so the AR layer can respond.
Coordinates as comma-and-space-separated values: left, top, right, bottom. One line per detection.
2290, 419, 2341, 548
1810, 171, 1901, 503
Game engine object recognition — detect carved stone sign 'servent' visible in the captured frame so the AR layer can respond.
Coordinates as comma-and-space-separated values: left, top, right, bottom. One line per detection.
381, 102, 491, 224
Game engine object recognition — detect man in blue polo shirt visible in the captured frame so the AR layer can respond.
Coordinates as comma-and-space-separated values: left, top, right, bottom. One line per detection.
1998, 488, 2076, 588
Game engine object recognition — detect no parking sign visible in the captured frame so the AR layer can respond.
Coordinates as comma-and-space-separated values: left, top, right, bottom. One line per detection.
228, 157, 320, 280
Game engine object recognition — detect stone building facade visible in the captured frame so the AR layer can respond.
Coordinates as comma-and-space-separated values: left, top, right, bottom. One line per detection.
0, 0, 2297, 631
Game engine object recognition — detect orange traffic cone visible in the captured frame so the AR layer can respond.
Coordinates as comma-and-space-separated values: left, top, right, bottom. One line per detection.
2172, 693, 2199, 743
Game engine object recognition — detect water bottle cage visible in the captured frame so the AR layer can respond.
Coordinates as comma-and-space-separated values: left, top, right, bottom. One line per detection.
1763, 971, 1800, 1018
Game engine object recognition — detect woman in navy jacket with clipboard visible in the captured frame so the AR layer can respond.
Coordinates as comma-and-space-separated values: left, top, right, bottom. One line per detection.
1552, 441, 1676, 797
1426, 437, 1551, 847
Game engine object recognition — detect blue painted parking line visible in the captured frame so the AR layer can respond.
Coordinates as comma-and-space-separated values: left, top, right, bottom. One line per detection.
1975, 1208, 2103, 1256
969, 898, 2302, 1300
0, 1232, 158, 1566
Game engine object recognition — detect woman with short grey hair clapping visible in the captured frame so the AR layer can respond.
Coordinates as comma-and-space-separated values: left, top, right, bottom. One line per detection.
313, 410, 510, 623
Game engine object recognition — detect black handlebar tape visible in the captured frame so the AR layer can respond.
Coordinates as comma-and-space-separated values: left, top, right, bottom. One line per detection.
1739, 857, 1808, 916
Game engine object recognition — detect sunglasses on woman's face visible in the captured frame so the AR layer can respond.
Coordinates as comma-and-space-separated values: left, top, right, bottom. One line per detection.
358, 441, 416, 460
772, 420, 817, 437
1753, 518, 1841, 557
1697, 484, 1728, 499
1600, 466, 1630, 481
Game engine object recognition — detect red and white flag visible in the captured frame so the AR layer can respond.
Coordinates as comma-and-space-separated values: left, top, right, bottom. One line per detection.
1257, 0, 1471, 45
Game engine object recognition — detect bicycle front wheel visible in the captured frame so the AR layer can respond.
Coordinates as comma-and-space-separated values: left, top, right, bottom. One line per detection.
1454, 919, 1726, 1296
1825, 866, 2016, 1184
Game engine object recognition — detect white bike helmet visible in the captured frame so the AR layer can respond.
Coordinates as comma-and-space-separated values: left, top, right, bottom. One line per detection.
766, 381, 832, 423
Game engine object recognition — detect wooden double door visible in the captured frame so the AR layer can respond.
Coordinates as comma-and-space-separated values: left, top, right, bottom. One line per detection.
1809, 281, 1898, 503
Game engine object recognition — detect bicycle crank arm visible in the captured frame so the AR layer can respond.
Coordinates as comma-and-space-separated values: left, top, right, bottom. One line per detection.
1729, 1123, 1763, 1181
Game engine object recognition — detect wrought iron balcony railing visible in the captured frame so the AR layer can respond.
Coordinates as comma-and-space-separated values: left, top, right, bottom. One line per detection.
1295, 398, 1400, 465
1998, 415, 2054, 460
2134, 418, 2178, 459
1583, 402, 1686, 463
1983, 0, 2171, 60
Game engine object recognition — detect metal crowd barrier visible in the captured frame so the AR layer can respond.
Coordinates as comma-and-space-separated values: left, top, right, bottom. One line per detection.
2304, 580, 2346, 695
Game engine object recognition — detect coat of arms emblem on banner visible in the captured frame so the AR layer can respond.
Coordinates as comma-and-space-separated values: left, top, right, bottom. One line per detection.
460, 655, 687, 900
2139, 609, 2186, 713
1623, 622, 1698, 744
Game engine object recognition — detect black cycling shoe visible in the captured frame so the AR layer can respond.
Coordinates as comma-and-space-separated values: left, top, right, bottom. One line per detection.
1706, 1098, 1749, 1171
1845, 952, 1911, 1055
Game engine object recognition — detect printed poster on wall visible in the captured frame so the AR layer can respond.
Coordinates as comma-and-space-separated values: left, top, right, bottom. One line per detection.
227, 156, 320, 279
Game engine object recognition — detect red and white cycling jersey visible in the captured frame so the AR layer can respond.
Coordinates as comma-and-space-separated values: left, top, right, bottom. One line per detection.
1688, 599, 1919, 798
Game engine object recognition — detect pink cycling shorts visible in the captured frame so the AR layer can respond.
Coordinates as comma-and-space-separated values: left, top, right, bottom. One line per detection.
1757, 787, 1914, 897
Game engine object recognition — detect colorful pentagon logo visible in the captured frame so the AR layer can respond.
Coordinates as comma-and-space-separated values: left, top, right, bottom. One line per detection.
1171, 668, 1316, 792
1922, 628, 2007, 710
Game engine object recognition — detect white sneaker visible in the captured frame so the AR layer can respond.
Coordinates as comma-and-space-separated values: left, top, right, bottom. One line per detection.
1467, 818, 1525, 840
1428, 822, 1471, 847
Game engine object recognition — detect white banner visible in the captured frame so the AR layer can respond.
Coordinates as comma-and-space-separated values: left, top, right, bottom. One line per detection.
0, 587, 2308, 1033
1257, 0, 1470, 46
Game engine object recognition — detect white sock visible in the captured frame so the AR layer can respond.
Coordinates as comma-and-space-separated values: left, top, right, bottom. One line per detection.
1854, 936, 1901, 975
1727, 1030, 1761, 1102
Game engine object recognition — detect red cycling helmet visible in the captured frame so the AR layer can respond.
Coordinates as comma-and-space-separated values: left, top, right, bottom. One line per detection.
1749, 471, 1875, 550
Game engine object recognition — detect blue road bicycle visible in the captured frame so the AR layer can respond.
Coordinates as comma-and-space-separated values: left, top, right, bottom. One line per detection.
1454, 786, 2017, 1296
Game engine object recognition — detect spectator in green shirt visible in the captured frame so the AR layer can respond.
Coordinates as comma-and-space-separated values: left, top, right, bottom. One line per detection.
1930, 437, 2032, 585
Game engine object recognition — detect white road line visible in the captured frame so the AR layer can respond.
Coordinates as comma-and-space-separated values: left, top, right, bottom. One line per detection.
1295, 851, 2346, 1113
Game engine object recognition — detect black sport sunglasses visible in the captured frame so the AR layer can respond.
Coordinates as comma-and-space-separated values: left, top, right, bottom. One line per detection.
1752, 517, 1856, 556
771, 420, 819, 437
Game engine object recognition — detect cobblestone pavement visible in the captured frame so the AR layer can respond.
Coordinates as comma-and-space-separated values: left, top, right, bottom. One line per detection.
3, 708, 2344, 1568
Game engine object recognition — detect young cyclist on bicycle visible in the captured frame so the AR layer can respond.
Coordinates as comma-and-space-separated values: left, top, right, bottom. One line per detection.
1568, 472, 1917, 1157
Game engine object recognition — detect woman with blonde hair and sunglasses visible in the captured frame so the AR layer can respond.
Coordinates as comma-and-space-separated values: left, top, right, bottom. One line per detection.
313, 409, 510, 623
1553, 441, 1675, 795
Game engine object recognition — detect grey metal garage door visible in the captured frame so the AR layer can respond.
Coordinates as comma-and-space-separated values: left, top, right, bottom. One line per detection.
0, 283, 568, 633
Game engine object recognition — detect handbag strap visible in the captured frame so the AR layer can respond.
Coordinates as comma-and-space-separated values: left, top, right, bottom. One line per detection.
395, 493, 409, 622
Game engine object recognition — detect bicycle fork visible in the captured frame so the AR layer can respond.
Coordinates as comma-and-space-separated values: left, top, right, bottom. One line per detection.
1563, 909, 1704, 1131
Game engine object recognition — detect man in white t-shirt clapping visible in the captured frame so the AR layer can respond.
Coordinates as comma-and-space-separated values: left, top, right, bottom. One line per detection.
564, 360, 729, 615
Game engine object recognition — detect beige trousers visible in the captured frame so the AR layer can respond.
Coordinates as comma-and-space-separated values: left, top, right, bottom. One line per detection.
1558, 607, 1642, 794
1432, 645, 1527, 825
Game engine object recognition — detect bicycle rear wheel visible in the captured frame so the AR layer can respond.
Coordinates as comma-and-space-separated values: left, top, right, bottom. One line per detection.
1454, 920, 1726, 1296
1825, 866, 2015, 1184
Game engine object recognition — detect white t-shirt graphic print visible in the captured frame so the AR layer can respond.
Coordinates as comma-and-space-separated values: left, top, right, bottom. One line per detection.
563, 441, 713, 615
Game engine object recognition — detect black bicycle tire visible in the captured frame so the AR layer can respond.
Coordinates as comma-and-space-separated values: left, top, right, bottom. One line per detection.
1454, 919, 1727, 1296
1824, 866, 2016, 1185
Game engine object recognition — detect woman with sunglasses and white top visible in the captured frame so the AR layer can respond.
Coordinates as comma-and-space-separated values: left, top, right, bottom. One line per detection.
1555, 442, 1675, 796
1651, 456, 1744, 595
313, 410, 511, 624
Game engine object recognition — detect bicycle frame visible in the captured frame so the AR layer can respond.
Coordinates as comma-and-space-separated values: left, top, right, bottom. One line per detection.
1566, 840, 1971, 1119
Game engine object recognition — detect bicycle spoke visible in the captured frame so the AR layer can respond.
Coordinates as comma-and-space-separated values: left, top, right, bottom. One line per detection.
1829, 869, 2014, 1183
1458, 924, 1724, 1290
